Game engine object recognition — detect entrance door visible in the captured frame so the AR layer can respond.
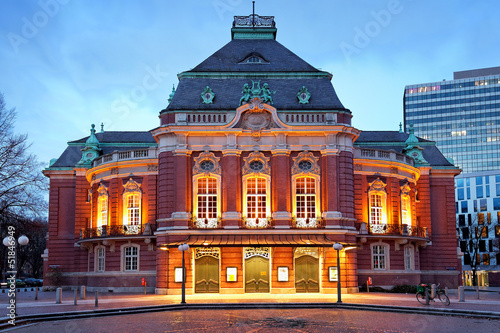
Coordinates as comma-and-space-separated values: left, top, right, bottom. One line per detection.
245, 256, 270, 293
195, 255, 219, 293
295, 255, 319, 293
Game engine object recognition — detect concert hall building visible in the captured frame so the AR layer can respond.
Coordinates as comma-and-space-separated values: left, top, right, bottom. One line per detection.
43, 14, 461, 294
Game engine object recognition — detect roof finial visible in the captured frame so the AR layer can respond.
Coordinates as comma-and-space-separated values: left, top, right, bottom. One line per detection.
168, 84, 176, 104
100, 122, 104, 133
399, 122, 403, 133
252, 1, 255, 28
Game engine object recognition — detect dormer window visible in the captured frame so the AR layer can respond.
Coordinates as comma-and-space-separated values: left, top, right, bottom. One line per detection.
239, 52, 269, 65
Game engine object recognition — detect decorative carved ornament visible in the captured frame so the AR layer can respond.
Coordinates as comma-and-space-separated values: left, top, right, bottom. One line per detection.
242, 151, 270, 176
97, 183, 108, 197
110, 167, 119, 175
123, 178, 142, 194
291, 151, 320, 176
233, 14, 275, 27
354, 164, 363, 171
193, 151, 221, 176
369, 178, 386, 193
201, 86, 215, 104
390, 167, 399, 174
294, 247, 319, 259
401, 182, 411, 196
147, 164, 158, 172
195, 247, 220, 260
244, 247, 270, 259
240, 81, 275, 105
297, 86, 311, 104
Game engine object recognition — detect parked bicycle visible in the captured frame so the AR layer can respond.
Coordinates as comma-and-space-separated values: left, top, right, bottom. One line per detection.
416, 283, 450, 305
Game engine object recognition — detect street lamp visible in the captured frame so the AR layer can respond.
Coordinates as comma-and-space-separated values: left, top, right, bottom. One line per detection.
333, 242, 343, 304
178, 243, 189, 304
3, 234, 29, 316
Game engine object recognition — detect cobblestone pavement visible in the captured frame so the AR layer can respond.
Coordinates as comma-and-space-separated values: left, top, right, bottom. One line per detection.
5, 308, 500, 333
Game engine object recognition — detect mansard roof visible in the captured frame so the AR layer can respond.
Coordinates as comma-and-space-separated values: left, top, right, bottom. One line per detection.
51, 131, 156, 168
355, 131, 454, 167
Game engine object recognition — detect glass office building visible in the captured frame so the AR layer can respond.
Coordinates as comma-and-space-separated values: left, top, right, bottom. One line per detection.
404, 66, 500, 173
404, 67, 500, 286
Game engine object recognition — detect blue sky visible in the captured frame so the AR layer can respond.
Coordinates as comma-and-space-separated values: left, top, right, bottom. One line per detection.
1, 0, 499, 166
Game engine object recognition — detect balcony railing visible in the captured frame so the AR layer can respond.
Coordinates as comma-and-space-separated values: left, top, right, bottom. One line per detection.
80, 224, 155, 239
354, 148, 415, 166
92, 147, 158, 167
241, 217, 274, 229
364, 223, 428, 238
189, 217, 222, 229
291, 217, 325, 229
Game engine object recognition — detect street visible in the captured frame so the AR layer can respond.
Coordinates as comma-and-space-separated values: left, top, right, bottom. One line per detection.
6, 308, 500, 333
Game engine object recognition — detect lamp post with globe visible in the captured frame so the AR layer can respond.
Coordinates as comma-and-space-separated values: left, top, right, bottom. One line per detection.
178, 243, 189, 304
3, 234, 29, 316
333, 242, 343, 303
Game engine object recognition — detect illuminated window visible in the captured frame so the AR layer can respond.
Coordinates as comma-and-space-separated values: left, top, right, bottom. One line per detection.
295, 177, 317, 222
95, 246, 105, 272
122, 245, 139, 272
371, 243, 389, 270
368, 179, 387, 233
242, 152, 271, 228
96, 184, 109, 228
246, 177, 268, 223
401, 183, 412, 227
122, 178, 142, 232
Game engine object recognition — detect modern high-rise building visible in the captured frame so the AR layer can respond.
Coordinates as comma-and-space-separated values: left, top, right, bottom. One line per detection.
404, 67, 500, 287
404, 66, 500, 174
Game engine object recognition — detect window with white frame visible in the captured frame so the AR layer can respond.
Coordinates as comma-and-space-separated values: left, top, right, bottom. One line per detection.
368, 178, 387, 233
197, 177, 217, 222
96, 184, 109, 228
401, 183, 412, 227
296, 177, 316, 219
122, 179, 142, 230
404, 245, 414, 270
192, 151, 222, 228
247, 177, 267, 219
371, 243, 389, 270
95, 246, 105, 272
123, 245, 139, 271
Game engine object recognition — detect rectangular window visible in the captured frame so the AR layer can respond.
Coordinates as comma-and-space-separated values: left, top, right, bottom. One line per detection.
404, 247, 412, 270
296, 177, 316, 219
486, 185, 490, 197
494, 198, 500, 210
127, 195, 140, 225
370, 194, 383, 224
457, 188, 464, 200
456, 178, 464, 187
462, 227, 469, 239
476, 177, 483, 185
480, 199, 488, 212
460, 241, 467, 253
97, 247, 105, 272
487, 212, 492, 224
478, 213, 485, 225
481, 226, 488, 238
479, 240, 486, 252
247, 178, 267, 219
477, 186, 484, 198
197, 178, 218, 219
461, 201, 468, 213
496, 183, 500, 196
482, 253, 490, 265
467, 188, 471, 199
458, 215, 465, 226
372, 245, 386, 270
474, 200, 478, 212
124, 246, 138, 271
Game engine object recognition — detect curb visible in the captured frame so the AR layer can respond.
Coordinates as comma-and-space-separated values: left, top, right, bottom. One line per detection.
1, 302, 500, 330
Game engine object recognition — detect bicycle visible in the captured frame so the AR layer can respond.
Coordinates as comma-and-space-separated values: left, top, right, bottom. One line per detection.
416, 283, 450, 305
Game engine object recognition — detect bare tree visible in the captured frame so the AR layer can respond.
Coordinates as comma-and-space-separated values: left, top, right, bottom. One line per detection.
457, 213, 499, 286
0, 92, 48, 278
0, 92, 47, 219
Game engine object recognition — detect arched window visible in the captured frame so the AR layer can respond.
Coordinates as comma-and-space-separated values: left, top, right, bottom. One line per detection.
192, 151, 221, 228
242, 152, 271, 228
368, 178, 387, 233
122, 178, 142, 233
401, 183, 412, 227
291, 151, 321, 228
96, 184, 108, 228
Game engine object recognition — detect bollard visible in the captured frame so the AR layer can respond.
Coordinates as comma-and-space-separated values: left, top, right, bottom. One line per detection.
95, 291, 98, 308
459, 286, 465, 302
74, 289, 78, 305
476, 285, 479, 300
56, 287, 62, 304
431, 284, 436, 299
35, 287, 38, 300
445, 286, 448, 296
80, 285, 86, 300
